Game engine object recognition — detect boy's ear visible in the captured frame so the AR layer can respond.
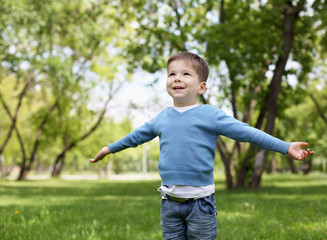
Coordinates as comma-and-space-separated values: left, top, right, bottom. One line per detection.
199, 81, 206, 95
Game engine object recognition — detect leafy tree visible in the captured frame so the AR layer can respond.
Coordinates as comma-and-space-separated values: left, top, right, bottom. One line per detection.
0, 0, 131, 179
114, 0, 326, 189
1, 0, 325, 187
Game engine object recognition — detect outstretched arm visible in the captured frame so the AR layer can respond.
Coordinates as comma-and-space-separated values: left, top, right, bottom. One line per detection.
287, 142, 314, 160
90, 146, 110, 163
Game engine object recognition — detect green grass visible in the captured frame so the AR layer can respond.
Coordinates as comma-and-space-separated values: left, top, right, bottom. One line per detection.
0, 173, 326, 240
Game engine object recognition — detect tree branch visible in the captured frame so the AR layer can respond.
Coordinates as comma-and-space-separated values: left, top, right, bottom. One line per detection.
0, 92, 27, 161
0, 73, 34, 155
310, 93, 327, 123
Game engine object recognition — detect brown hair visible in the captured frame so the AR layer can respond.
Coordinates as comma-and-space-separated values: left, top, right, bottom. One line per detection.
167, 52, 209, 82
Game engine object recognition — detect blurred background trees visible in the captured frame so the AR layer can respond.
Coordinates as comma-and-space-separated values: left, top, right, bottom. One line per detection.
0, 0, 326, 189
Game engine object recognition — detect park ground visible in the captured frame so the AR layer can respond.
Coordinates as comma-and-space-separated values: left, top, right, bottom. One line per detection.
0, 172, 326, 240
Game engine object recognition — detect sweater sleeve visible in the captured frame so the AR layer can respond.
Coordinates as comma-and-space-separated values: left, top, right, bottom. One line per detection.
212, 109, 290, 155
108, 119, 157, 153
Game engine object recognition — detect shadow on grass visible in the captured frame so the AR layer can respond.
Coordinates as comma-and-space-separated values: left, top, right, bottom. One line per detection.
0, 179, 162, 198
215, 184, 327, 196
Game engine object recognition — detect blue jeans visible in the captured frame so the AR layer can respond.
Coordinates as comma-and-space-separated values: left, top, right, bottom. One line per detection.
160, 194, 217, 240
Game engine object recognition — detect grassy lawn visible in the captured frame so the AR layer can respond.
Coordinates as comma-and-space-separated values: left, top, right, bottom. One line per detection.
0, 173, 326, 240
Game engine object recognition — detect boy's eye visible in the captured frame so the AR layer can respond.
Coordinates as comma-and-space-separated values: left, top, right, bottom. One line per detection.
169, 73, 175, 76
184, 73, 190, 76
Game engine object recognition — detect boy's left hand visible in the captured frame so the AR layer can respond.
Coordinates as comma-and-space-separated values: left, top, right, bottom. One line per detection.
287, 142, 314, 160
90, 146, 110, 163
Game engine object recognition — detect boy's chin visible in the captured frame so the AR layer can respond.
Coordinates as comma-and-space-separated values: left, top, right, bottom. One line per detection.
173, 101, 196, 107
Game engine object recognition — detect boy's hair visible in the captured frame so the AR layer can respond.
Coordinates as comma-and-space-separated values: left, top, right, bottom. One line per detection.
167, 51, 209, 82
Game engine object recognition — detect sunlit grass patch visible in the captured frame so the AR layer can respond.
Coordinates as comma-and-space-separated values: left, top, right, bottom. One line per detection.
0, 173, 326, 240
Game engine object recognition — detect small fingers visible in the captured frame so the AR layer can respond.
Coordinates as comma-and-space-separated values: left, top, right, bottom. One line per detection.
299, 149, 314, 160
301, 150, 307, 160
307, 149, 314, 155
305, 149, 314, 156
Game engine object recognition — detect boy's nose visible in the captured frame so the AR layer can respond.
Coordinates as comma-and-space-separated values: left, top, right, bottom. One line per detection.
174, 76, 182, 82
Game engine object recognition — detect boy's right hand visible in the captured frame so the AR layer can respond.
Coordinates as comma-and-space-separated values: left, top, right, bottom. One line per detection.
287, 142, 314, 160
90, 147, 110, 163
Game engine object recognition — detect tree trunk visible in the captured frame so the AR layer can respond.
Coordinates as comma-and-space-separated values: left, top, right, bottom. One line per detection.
0, 89, 30, 181
51, 97, 111, 177
16, 138, 28, 181
302, 158, 312, 175
17, 102, 57, 180
21, 102, 58, 179
216, 138, 234, 189
249, 1, 304, 190
287, 156, 299, 174
249, 149, 268, 190
243, 85, 261, 123
17, 169, 29, 181
52, 150, 66, 177
266, 155, 277, 174
235, 145, 257, 188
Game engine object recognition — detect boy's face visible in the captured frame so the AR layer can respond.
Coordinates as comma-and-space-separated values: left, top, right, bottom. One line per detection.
166, 60, 206, 107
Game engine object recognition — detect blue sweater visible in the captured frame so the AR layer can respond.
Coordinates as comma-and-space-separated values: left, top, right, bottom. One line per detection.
109, 105, 290, 186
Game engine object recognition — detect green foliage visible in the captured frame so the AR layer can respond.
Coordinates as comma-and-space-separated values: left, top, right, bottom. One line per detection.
0, 0, 134, 177
312, 0, 327, 55
280, 88, 327, 161
1, 0, 327, 184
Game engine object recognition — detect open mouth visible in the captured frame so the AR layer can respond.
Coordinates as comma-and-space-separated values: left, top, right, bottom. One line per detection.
173, 86, 185, 90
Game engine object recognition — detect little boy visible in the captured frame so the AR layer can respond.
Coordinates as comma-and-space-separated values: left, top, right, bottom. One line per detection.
90, 52, 314, 240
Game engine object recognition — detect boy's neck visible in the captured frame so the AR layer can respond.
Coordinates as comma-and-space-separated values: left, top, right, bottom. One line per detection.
174, 103, 199, 108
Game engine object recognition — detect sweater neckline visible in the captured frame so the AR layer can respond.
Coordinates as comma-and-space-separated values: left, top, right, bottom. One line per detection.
170, 104, 204, 115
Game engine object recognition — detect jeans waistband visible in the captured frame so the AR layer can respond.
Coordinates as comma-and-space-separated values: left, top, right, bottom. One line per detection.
162, 194, 194, 203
